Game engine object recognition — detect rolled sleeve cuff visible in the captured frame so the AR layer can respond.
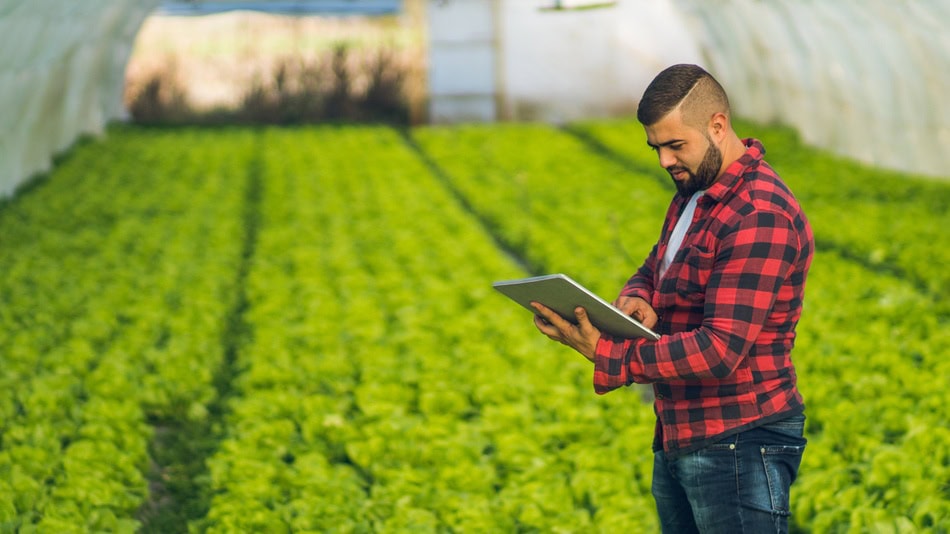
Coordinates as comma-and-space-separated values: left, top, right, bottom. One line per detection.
593, 335, 641, 394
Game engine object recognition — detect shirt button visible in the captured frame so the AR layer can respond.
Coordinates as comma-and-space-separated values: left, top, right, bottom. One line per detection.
655, 394, 664, 400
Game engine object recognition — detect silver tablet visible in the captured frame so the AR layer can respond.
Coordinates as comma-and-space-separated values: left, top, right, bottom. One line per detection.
493, 273, 661, 340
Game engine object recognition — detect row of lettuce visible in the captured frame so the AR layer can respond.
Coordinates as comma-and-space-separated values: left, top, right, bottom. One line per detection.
411, 122, 949, 532
0, 122, 946, 531
0, 129, 255, 531
196, 127, 661, 532
568, 119, 950, 299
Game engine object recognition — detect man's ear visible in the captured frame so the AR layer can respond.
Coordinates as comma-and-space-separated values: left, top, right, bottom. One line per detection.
708, 112, 728, 140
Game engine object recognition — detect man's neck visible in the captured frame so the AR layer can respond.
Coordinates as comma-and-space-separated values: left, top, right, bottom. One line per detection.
717, 133, 747, 178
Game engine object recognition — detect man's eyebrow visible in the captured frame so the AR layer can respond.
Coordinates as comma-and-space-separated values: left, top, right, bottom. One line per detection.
646, 139, 685, 149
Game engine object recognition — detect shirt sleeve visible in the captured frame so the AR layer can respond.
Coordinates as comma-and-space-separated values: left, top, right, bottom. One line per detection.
593, 209, 802, 394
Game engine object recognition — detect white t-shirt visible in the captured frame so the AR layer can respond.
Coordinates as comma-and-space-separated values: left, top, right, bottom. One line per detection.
658, 190, 704, 280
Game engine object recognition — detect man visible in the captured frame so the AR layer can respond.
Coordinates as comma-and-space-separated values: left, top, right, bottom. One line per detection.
531, 64, 814, 533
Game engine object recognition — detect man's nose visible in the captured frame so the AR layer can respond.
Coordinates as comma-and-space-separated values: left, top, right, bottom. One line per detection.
657, 148, 677, 169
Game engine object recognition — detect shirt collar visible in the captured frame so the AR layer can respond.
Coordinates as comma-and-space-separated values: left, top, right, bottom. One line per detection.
702, 138, 765, 203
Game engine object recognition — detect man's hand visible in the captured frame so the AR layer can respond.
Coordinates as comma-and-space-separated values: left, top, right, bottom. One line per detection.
531, 302, 601, 362
612, 296, 658, 329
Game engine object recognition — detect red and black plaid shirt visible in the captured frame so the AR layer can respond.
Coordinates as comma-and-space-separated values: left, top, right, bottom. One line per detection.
593, 138, 813, 458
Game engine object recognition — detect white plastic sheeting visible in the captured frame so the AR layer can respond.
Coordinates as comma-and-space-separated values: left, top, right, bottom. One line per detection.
427, 0, 703, 124
0, 0, 158, 198
428, 0, 949, 178
428, 0, 499, 123
1, 0, 947, 199
499, 0, 702, 122
680, 0, 950, 178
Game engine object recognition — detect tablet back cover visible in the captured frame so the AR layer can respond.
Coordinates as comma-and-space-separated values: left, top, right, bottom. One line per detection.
493, 273, 660, 340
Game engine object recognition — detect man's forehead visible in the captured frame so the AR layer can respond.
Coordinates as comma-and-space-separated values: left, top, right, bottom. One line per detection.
645, 108, 696, 145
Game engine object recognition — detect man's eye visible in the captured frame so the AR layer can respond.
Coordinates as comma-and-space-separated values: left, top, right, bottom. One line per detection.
670, 144, 684, 150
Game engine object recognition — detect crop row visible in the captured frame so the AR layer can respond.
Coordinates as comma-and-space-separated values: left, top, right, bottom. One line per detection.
411, 122, 949, 531
0, 121, 946, 532
196, 126, 661, 532
567, 118, 950, 299
0, 128, 254, 531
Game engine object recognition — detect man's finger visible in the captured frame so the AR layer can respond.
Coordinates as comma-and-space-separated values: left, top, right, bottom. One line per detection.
532, 305, 563, 335
531, 302, 567, 328
574, 306, 600, 336
533, 312, 555, 332
574, 306, 590, 327
534, 314, 570, 344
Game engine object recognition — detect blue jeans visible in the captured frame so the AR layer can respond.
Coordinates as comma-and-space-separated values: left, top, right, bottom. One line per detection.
652, 414, 807, 534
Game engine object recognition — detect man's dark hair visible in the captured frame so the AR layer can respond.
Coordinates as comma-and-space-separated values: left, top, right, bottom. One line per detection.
637, 64, 730, 128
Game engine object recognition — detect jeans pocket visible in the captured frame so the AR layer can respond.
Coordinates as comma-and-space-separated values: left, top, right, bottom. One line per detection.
760, 444, 806, 515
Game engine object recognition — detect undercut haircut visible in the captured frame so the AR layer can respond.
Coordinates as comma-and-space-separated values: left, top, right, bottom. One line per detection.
637, 64, 730, 129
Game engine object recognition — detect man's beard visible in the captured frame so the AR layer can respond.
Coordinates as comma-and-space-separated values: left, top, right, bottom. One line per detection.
668, 138, 723, 197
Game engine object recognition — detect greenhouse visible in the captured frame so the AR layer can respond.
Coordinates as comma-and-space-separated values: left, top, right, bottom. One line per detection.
0, 0, 947, 532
